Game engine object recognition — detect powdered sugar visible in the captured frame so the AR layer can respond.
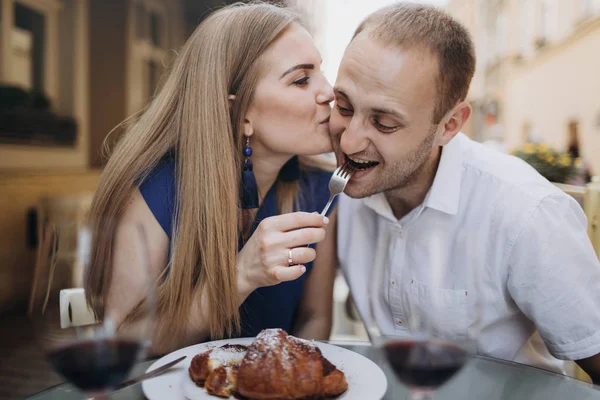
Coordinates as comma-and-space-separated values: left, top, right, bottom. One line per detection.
282, 338, 291, 363
288, 334, 319, 360
254, 328, 286, 347
210, 345, 246, 364
253, 328, 317, 349
288, 335, 317, 349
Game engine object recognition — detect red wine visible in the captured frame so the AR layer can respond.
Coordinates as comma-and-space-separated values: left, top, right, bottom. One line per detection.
384, 340, 467, 390
48, 338, 141, 393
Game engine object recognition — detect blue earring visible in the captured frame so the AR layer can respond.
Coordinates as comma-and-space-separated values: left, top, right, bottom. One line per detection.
240, 136, 259, 209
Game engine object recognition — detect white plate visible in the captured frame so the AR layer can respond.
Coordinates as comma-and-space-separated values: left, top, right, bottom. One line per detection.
142, 337, 387, 400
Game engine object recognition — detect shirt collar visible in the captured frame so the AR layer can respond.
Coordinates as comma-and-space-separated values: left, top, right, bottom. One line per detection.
362, 133, 464, 220
362, 192, 396, 223
423, 133, 463, 215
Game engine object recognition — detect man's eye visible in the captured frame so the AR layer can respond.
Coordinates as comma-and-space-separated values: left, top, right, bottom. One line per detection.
335, 103, 353, 116
373, 119, 397, 133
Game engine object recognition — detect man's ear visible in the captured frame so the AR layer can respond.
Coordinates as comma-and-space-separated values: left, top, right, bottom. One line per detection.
438, 101, 471, 146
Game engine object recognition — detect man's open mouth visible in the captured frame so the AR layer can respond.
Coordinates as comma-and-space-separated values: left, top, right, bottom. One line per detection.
344, 154, 380, 170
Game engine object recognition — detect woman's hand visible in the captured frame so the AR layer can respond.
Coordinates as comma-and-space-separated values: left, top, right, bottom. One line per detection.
237, 212, 329, 292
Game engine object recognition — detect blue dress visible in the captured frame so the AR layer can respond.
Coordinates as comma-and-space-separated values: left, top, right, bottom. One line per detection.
139, 155, 336, 338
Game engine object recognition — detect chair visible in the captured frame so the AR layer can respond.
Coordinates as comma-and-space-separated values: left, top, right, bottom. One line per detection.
59, 287, 97, 329
584, 177, 600, 259
553, 182, 585, 207
557, 177, 600, 382
28, 192, 95, 327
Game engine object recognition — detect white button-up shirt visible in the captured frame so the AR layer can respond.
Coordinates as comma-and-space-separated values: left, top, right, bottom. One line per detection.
337, 133, 600, 374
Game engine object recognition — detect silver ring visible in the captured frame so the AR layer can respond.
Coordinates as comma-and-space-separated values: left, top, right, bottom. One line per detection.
288, 249, 294, 266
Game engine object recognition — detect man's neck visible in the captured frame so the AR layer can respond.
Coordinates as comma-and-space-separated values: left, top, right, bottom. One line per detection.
384, 147, 442, 220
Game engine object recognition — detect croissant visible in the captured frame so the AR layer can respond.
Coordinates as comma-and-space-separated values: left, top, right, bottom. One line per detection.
237, 329, 348, 399
189, 344, 247, 397
189, 329, 347, 399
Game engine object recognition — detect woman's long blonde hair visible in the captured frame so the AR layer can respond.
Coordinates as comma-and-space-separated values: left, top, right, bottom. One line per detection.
85, 2, 319, 350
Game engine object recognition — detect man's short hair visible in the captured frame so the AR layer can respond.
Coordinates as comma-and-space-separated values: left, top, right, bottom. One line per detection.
354, 2, 476, 123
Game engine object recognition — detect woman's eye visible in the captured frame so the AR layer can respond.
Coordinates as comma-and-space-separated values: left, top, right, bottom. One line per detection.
293, 76, 309, 86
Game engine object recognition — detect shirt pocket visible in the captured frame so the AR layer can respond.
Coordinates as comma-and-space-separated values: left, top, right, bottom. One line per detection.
407, 278, 469, 341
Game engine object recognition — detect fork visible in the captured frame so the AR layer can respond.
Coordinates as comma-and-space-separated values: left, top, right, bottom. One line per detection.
320, 163, 355, 216
303, 163, 353, 249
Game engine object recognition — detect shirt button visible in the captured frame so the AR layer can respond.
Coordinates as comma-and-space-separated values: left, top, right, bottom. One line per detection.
390, 279, 396, 285
397, 320, 403, 325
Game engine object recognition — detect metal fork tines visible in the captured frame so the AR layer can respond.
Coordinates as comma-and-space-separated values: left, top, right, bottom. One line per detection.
320, 163, 355, 216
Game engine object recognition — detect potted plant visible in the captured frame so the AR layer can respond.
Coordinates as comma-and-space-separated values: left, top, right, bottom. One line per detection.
512, 143, 576, 184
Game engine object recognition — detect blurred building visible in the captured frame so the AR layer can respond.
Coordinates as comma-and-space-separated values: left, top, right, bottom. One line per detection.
284, 0, 326, 52
287, 0, 422, 84
447, 0, 600, 174
0, 0, 261, 171
0, 0, 246, 317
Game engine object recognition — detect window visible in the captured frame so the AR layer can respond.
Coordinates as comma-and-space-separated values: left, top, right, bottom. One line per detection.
0, 0, 61, 98
586, 0, 600, 13
495, 11, 506, 59
134, 3, 165, 47
128, 1, 168, 114
567, 120, 580, 157
149, 11, 162, 47
518, 0, 539, 54
519, 0, 529, 55
14, 3, 45, 91
134, 3, 165, 46
11, 27, 32, 89
0, 0, 79, 148
541, 0, 557, 41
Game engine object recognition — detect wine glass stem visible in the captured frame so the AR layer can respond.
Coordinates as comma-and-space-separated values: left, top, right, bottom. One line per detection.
410, 390, 433, 400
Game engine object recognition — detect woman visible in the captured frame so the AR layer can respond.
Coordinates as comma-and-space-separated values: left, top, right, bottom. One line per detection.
85, 2, 338, 353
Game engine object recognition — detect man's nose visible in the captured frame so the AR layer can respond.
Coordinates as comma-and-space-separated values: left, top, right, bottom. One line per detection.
340, 117, 369, 155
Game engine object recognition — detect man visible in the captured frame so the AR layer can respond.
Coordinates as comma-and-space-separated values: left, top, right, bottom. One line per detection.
330, 3, 600, 381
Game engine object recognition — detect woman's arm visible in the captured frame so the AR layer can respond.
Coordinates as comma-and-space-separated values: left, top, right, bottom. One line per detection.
106, 189, 329, 353
106, 189, 224, 352
292, 208, 338, 340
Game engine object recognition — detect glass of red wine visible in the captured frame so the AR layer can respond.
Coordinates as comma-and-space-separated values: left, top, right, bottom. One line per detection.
367, 231, 483, 399
29, 217, 155, 399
